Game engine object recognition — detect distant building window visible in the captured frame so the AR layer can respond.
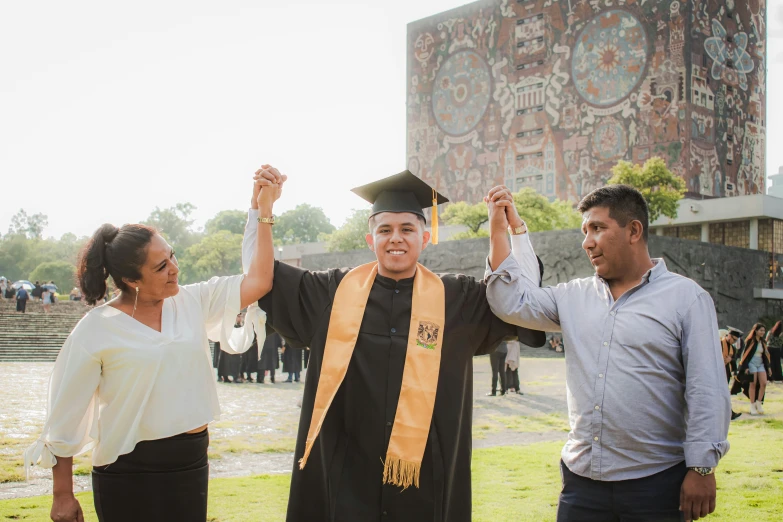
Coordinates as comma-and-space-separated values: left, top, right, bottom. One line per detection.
516, 59, 545, 70
516, 105, 544, 115
517, 37, 544, 48
517, 128, 545, 138
516, 14, 544, 25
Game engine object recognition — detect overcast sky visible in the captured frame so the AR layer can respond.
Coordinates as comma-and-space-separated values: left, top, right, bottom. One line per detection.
2, 0, 782, 239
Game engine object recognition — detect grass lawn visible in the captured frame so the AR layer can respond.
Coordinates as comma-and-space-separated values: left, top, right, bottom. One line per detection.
2, 388, 782, 521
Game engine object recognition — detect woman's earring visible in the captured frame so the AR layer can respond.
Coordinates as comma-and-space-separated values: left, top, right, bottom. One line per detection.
132, 287, 139, 318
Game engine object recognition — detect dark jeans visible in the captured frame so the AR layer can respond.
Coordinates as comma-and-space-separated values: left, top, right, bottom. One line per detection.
557, 460, 687, 522
489, 350, 506, 393
506, 366, 520, 391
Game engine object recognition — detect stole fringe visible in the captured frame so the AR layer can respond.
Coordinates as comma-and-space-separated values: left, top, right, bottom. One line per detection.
382, 457, 421, 490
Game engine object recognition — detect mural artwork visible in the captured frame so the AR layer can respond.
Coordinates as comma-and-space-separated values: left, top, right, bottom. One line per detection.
406, 0, 766, 206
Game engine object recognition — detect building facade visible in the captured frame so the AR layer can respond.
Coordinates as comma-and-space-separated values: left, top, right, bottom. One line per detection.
406, 0, 766, 205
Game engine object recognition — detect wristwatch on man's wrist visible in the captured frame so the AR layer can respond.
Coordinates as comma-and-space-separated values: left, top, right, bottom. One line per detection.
688, 467, 715, 476
257, 215, 276, 225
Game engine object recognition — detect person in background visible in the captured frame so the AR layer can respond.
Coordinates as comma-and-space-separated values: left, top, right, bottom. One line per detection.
42, 286, 52, 313
721, 327, 742, 420
258, 331, 282, 384
241, 332, 259, 383
505, 340, 522, 395
5, 283, 16, 300
69, 287, 82, 301
32, 281, 43, 301
765, 321, 783, 383
487, 340, 507, 396
282, 338, 302, 383
0, 277, 8, 298
735, 323, 771, 415
16, 285, 29, 313
24, 168, 276, 522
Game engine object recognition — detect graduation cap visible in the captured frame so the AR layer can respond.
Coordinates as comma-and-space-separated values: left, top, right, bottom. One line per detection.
726, 326, 743, 337
351, 170, 449, 244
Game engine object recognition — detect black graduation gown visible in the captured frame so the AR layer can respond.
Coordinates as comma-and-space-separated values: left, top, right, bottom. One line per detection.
259, 261, 545, 522
282, 345, 303, 375
259, 333, 281, 371
241, 335, 259, 376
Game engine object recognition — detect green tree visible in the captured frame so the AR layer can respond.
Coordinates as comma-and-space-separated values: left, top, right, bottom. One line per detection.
205, 210, 247, 236
324, 209, 371, 252
177, 230, 242, 284
143, 202, 199, 249
0, 234, 32, 281
8, 209, 48, 239
513, 188, 582, 232
441, 201, 489, 240
274, 204, 335, 245
29, 261, 77, 294
608, 157, 686, 222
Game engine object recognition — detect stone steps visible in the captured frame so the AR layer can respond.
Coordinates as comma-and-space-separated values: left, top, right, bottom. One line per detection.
0, 302, 87, 361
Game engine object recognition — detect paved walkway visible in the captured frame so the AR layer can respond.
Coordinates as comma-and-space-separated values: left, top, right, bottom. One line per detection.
0, 357, 568, 500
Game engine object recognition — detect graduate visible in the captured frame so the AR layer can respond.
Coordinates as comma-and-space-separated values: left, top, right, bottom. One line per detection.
245, 168, 545, 521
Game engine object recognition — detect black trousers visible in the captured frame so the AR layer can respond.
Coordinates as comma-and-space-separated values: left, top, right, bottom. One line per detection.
16, 299, 26, 312
769, 347, 783, 381
506, 366, 520, 391
92, 430, 209, 521
557, 460, 686, 522
489, 351, 506, 393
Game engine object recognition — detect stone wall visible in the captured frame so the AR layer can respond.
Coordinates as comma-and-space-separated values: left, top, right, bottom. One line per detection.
301, 231, 783, 333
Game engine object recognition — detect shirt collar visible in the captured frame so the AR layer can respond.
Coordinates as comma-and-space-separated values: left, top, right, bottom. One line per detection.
596, 258, 668, 286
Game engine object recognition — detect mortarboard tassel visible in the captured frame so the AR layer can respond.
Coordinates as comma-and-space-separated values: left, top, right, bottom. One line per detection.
431, 189, 439, 245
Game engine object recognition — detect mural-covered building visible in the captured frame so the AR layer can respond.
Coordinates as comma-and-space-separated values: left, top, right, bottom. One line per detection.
406, 0, 766, 205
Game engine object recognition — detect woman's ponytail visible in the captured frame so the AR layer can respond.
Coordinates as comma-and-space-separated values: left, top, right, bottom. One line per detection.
77, 223, 154, 305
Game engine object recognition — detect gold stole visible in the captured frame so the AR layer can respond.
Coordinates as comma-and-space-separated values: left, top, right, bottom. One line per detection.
298, 261, 445, 489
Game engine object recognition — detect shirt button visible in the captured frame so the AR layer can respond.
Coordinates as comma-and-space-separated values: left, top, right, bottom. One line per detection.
598, 373, 604, 378
603, 342, 608, 346
595, 405, 600, 410
610, 311, 616, 316
395, 289, 400, 294
594, 437, 599, 441
391, 328, 397, 334
386, 421, 392, 427
383, 511, 388, 516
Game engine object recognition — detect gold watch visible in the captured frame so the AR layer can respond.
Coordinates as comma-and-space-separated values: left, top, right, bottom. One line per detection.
257, 216, 276, 225
509, 223, 527, 235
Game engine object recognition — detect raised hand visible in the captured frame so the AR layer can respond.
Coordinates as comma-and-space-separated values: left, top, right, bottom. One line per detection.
253, 165, 287, 211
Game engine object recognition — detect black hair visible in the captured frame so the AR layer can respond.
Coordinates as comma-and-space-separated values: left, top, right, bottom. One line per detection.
368, 213, 427, 233
77, 223, 157, 305
577, 185, 649, 241
745, 322, 767, 345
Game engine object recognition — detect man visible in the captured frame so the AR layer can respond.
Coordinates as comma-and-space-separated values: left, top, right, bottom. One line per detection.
246, 169, 544, 521
722, 327, 743, 420
485, 184, 730, 522
505, 340, 522, 395
258, 332, 282, 384
16, 285, 29, 313
487, 339, 507, 396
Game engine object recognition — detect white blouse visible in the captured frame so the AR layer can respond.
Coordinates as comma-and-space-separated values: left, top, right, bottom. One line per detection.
24, 274, 265, 475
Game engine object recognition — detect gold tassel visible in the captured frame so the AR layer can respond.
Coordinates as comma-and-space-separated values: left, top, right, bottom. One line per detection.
431, 189, 439, 245
382, 457, 421, 490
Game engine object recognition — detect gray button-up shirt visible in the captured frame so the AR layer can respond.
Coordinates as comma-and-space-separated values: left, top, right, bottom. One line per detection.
485, 234, 730, 481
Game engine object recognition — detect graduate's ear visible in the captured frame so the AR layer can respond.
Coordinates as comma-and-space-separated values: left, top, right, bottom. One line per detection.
421, 230, 431, 250
365, 233, 375, 251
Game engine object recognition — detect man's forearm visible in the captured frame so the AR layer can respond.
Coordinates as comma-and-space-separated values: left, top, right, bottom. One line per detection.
489, 225, 511, 271
246, 203, 275, 297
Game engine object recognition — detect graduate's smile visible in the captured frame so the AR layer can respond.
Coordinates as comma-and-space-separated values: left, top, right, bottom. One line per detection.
387, 250, 407, 256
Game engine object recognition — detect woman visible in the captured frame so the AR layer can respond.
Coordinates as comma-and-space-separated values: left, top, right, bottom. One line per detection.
736, 323, 772, 415
24, 165, 285, 522
41, 287, 52, 313
765, 321, 783, 382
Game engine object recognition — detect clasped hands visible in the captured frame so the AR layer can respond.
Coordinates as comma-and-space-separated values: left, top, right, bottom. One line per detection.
484, 185, 524, 233
252, 165, 287, 212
